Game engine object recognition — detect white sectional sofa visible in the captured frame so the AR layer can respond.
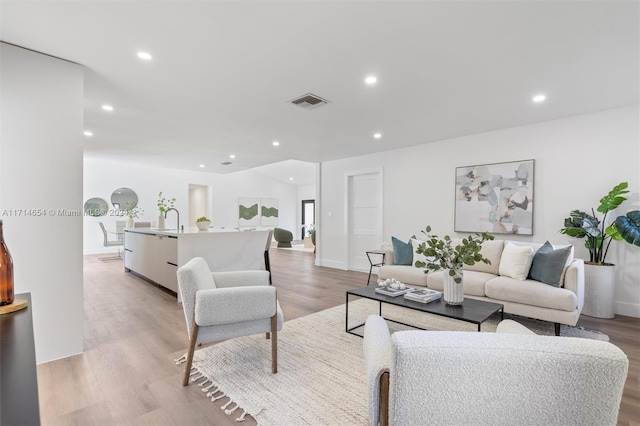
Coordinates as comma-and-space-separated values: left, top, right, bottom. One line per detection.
378, 239, 584, 335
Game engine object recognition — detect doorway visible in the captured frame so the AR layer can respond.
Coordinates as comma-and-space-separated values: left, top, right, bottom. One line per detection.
347, 170, 383, 272
301, 199, 315, 239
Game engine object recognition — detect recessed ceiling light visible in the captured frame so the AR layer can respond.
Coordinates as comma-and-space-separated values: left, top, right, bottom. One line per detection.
532, 94, 546, 103
289, 177, 294, 181
137, 51, 152, 60
102, 104, 114, 112
83, 131, 93, 137
199, 164, 205, 168
229, 154, 236, 159
272, 141, 280, 146
373, 133, 382, 139
365, 75, 378, 85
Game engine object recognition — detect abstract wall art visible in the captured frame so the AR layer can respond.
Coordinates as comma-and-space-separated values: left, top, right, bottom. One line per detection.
238, 197, 259, 227
260, 198, 279, 226
454, 159, 534, 235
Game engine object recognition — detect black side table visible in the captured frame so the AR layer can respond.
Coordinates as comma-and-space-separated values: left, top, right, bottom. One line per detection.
365, 250, 386, 285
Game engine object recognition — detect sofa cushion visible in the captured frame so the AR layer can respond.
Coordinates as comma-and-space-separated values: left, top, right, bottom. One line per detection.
529, 241, 572, 287
392, 236, 415, 266
507, 241, 574, 285
485, 276, 577, 312
378, 265, 428, 286
426, 270, 495, 297
453, 239, 504, 275
499, 243, 533, 280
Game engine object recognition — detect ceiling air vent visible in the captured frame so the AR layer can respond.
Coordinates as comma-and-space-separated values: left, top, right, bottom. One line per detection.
289, 93, 331, 110
221, 161, 232, 166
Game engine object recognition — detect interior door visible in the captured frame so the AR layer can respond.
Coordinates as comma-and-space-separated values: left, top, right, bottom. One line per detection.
348, 171, 382, 272
301, 199, 315, 238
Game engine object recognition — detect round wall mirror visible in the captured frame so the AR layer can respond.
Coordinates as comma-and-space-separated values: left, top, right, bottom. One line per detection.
111, 188, 138, 210
84, 197, 109, 217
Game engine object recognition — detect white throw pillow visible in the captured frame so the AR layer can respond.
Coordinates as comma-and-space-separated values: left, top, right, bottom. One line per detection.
411, 238, 432, 267
499, 242, 533, 280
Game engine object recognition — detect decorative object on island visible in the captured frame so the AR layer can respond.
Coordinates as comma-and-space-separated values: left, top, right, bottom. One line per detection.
455, 159, 534, 235
125, 203, 144, 228
157, 191, 176, 230
0, 220, 14, 306
415, 226, 494, 305
559, 182, 631, 319
195, 216, 212, 231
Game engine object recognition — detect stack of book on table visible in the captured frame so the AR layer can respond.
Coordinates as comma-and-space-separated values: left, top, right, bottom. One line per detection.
375, 285, 413, 297
404, 288, 441, 303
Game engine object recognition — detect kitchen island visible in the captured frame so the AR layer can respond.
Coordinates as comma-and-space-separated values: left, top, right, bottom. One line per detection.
123, 228, 271, 296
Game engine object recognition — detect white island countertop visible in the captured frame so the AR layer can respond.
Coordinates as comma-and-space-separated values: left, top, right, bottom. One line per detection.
124, 227, 243, 236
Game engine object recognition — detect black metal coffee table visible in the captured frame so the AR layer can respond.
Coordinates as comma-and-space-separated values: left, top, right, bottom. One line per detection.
345, 285, 503, 337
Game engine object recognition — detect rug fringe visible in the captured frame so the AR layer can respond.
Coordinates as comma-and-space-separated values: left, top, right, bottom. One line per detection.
211, 392, 226, 402
225, 403, 239, 415
236, 410, 247, 422
176, 358, 254, 422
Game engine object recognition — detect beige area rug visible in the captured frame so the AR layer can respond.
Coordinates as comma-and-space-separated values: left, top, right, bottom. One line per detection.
179, 299, 608, 426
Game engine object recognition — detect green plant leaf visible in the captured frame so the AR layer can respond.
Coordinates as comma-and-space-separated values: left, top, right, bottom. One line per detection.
597, 182, 628, 213
614, 210, 640, 246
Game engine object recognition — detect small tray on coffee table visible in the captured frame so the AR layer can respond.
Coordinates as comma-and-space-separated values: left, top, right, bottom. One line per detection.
345, 285, 503, 337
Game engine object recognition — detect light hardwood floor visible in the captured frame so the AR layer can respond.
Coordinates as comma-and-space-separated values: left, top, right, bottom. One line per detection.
38, 249, 640, 425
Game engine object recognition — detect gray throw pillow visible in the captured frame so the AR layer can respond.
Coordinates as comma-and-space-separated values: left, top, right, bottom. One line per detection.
392, 236, 415, 266
528, 241, 571, 287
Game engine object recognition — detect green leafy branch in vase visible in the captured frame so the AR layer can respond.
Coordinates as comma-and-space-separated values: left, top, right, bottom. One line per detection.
157, 192, 176, 213
414, 226, 494, 283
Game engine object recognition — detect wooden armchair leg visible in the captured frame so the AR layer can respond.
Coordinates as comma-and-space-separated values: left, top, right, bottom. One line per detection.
271, 314, 278, 374
182, 322, 199, 386
379, 372, 389, 426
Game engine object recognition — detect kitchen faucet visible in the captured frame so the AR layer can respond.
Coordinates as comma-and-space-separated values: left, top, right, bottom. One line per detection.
165, 208, 180, 232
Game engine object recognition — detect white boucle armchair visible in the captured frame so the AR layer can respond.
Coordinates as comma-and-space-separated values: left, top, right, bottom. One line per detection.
363, 315, 628, 426
177, 257, 284, 386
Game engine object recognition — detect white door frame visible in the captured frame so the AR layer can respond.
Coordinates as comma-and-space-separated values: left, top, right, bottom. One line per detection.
344, 167, 384, 271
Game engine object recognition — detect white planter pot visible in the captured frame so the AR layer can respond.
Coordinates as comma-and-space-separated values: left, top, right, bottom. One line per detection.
443, 269, 464, 305
126, 217, 134, 228
582, 263, 616, 319
158, 214, 165, 230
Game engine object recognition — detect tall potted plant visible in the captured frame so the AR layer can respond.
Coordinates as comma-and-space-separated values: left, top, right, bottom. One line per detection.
414, 226, 494, 305
559, 182, 629, 318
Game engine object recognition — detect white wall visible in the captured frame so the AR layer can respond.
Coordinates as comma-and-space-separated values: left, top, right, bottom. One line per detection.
83, 159, 298, 253
0, 44, 84, 362
318, 106, 640, 317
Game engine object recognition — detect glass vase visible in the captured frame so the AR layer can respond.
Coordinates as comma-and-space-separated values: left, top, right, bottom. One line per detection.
443, 268, 464, 305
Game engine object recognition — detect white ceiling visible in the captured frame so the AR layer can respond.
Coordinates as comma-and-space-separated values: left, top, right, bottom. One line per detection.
2, 1, 638, 185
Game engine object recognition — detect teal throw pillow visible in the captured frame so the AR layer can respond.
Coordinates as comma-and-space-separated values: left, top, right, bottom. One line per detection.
392, 236, 415, 266
528, 241, 572, 287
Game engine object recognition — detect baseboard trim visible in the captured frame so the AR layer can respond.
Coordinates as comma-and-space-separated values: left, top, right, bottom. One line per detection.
615, 301, 640, 318
317, 259, 347, 270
